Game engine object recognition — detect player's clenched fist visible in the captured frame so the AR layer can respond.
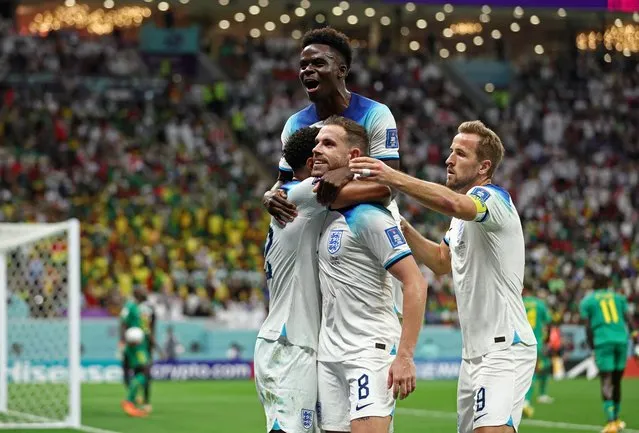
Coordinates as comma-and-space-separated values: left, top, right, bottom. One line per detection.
387, 354, 417, 400
262, 189, 297, 225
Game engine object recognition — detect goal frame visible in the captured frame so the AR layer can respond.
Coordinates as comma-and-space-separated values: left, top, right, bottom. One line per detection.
0, 219, 81, 429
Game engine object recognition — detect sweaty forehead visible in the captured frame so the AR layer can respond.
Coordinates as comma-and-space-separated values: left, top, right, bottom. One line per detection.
301, 44, 338, 60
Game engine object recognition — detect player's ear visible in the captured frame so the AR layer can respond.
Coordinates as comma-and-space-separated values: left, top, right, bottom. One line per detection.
349, 147, 361, 159
479, 159, 491, 176
338, 64, 348, 79
305, 156, 314, 172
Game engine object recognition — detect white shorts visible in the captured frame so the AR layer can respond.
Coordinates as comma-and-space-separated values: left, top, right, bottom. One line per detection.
254, 337, 318, 433
457, 343, 536, 433
317, 355, 395, 432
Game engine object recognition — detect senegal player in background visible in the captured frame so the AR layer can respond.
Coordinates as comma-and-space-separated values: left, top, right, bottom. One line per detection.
522, 283, 552, 418
119, 286, 158, 416
579, 273, 633, 433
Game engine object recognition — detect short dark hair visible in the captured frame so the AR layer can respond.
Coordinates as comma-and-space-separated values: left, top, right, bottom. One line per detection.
282, 127, 320, 171
302, 27, 352, 70
323, 115, 368, 154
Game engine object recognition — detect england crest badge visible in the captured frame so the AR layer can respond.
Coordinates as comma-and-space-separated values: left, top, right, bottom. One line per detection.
301, 409, 314, 430
327, 230, 344, 254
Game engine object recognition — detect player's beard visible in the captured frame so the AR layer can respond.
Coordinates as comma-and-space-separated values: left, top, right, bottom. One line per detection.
446, 172, 478, 193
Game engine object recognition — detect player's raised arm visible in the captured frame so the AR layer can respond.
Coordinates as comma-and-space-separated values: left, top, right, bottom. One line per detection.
400, 217, 451, 275
263, 180, 298, 225
263, 116, 301, 225
327, 180, 391, 209
386, 255, 427, 400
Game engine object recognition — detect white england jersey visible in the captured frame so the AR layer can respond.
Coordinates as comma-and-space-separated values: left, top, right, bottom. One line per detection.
444, 184, 536, 359
317, 204, 412, 362
279, 93, 404, 314
258, 178, 326, 351
279, 93, 400, 173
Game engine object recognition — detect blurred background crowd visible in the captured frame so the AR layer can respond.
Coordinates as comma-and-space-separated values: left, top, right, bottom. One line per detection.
1, 0, 638, 329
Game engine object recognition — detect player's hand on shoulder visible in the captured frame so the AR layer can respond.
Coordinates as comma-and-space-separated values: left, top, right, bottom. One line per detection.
263, 189, 297, 225
315, 166, 354, 206
387, 354, 417, 400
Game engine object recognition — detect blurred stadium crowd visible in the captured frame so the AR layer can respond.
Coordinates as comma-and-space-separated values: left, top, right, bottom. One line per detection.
1, 28, 638, 327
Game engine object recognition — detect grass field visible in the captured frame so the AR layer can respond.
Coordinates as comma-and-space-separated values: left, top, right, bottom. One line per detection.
4, 379, 639, 433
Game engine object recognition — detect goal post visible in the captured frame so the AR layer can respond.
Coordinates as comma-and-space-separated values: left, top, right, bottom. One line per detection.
0, 219, 81, 429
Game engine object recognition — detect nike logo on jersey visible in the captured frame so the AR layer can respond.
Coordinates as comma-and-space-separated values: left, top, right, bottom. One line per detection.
355, 402, 374, 411
474, 413, 487, 422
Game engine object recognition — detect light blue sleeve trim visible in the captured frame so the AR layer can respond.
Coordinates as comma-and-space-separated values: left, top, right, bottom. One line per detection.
375, 155, 400, 161
278, 166, 294, 172
383, 250, 412, 270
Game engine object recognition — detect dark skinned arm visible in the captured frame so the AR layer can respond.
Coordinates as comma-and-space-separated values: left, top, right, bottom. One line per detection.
583, 319, 594, 350
262, 170, 297, 225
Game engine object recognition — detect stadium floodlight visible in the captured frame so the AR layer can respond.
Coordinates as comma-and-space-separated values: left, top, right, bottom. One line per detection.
0, 220, 81, 430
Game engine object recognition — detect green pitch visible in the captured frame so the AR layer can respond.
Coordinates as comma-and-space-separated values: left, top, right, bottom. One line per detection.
6, 379, 639, 433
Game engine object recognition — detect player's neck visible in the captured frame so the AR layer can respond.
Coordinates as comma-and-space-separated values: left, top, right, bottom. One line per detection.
315, 88, 351, 120
458, 177, 492, 195
293, 169, 311, 181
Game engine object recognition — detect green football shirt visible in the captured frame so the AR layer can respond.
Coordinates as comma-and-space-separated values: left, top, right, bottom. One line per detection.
579, 289, 629, 346
523, 296, 551, 344
120, 300, 153, 345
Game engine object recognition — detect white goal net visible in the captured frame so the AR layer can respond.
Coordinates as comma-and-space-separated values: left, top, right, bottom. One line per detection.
0, 220, 81, 429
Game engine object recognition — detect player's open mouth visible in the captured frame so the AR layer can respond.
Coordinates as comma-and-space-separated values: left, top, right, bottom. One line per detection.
304, 79, 320, 93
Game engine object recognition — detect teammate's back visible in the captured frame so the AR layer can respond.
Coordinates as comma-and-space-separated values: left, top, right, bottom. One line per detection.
258, 178, 325, 350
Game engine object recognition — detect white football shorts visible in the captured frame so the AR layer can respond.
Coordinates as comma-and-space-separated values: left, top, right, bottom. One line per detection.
254, 337, 318, 433
317, 354, 396, 432
457, 343, 537, 433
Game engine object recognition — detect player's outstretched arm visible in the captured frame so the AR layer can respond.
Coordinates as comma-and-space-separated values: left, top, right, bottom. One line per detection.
263, 179, 298, 225
349, 157, 478, 221
400, 217, 451, 275
387, 255, 428, 401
